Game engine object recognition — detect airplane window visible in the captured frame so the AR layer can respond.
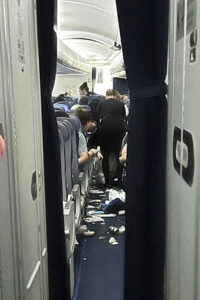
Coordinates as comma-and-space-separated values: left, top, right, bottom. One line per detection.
53, 1, 129, 298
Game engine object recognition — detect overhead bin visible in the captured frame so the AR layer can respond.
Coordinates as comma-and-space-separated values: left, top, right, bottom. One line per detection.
57, 38, 92, 73
110, 51, 126, 78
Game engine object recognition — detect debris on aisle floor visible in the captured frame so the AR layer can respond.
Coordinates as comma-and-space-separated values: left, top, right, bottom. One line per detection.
74, 184, 125, 300
83, 230, 95, 237
109, 237, 119, 246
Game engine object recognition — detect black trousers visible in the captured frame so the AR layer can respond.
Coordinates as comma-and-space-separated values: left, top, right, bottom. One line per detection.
101, 148, 123, 186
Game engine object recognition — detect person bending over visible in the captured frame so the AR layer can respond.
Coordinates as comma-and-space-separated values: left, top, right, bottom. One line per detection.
93, 89, 127, 187
74, 108, 102, 168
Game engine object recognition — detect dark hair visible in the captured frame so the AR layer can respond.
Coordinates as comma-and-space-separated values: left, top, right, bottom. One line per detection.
74, 107, 92, 126
79, 82, 89, 93
53, 94, 65, 104
55, 111, 69, 118
79, 96, 89, 105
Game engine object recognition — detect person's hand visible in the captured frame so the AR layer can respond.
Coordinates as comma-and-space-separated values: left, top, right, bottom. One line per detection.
88, 149, 95, 157
0, 135, 5, 157
88, 149, 103, 160
91, 149, 103, 160
97, 152, 103, 160
88, 121, 97, 132
88, 149, 97, 156
119, 155, 123, 164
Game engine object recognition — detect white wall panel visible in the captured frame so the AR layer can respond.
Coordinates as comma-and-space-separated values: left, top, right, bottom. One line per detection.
53, 73, 92, 97
167, 1, 185, 298
167, 0, 200, 299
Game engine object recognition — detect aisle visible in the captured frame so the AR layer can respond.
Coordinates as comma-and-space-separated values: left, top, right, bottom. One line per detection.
73, 188, 125, 300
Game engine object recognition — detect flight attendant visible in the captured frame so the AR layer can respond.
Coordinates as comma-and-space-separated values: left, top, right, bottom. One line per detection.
95, 89, 127, 187
79, 82, 96, 97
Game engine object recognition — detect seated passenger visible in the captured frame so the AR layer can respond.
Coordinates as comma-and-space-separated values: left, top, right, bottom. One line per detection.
79, 96, 89, 105
71, 104, 81, 114
55, 111, 69, 118
53, 94, 71, 113
74, 108, 102, 168
64, 89, 74, 97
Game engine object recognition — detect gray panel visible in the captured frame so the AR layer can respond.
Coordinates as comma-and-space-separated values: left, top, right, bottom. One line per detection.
167, 0, 200, 299
177, 0, 185, 41
0, 1, 23, 299
187, 0, 197, 34
182, 2, 200, 298
0, 0, 48, 299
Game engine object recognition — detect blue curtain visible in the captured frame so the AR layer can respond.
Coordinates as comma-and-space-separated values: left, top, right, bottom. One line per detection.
116, 1, 169, 299
113, 78, 129, 95
36, 1, 70, 299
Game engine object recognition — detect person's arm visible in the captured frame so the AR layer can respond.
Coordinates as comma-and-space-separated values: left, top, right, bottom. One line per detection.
0, 135, 5, 157
119, 144, 127, 164
124, 104, 129, 117
78, 149, 103, 164
78, 132, 88, 165
78, 151, 89, 164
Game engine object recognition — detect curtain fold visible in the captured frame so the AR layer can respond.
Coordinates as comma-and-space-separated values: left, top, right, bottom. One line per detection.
116, 1, 169, 299
36, 1, 70, 299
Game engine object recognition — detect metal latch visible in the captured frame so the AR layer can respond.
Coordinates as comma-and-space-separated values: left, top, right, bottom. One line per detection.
31, 171, 37, 201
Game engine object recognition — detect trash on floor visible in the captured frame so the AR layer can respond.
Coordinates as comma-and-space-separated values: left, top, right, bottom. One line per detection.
87, 210, 104, 215
99, 214, 116, 218
83, 230, 95, 237
109, 237, 119, 246
98, 236, 106, 240
86, 205, 97, 209
108, 225, 125, 234
84, 216, 104, 223
108, 188, 126, 203
108, 226, 118, 234
101, 198, 125, 213
118, 225, 125, 234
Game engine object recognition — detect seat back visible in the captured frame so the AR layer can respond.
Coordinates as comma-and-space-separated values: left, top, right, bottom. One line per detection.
57, 121, 73, 194
58, 117, 79, 186
57, 128, 67, 201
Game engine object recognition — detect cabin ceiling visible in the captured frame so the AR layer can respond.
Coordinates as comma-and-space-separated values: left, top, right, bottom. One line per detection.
58, 0, 121, 65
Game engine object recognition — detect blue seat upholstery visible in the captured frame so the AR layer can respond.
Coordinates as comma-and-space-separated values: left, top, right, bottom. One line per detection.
57, 121, 73, 195
57, 128, 67, 201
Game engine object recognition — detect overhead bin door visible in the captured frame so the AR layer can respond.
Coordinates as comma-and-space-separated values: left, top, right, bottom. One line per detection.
0, 0, 48, 299
167, 0, 200, 299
